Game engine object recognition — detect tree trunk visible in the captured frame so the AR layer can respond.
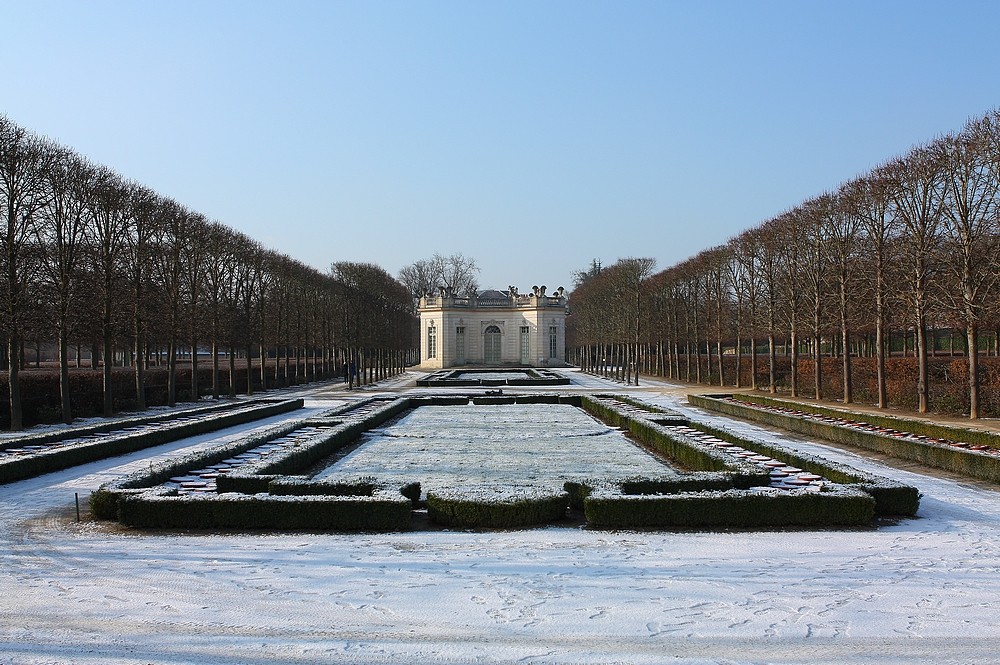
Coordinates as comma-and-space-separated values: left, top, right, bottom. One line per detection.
167, 340, 177, 406
228, 345, 236, 398
58, 330, 72, 423
103, 324, 114, 416
968, 323, 980, 419
916, 315, 929, 414
841, 330, 852, 405
8, 334, 23, 430
789, 329, 798, 398
191, 337, 200, 401
246, 343, 254, 395
212, 340, 220, 399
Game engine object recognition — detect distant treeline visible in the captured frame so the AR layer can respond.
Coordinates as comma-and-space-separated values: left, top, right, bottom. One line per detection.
1, 116, 417, 430
569, 110, 1000, 418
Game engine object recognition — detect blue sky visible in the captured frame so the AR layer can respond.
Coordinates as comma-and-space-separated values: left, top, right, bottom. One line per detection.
3, 1, 998, 292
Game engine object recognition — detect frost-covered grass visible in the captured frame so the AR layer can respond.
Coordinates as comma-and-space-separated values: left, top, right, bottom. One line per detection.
315, 403, 674, 494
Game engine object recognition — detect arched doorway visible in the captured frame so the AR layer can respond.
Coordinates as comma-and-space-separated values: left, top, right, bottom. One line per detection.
484, 325, 502, 364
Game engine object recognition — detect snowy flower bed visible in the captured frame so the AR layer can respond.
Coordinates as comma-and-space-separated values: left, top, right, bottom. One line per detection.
692, 391, 1000, 487
90, 412, 316, 519
576, 395, 918, 526
2, 397, 303, 485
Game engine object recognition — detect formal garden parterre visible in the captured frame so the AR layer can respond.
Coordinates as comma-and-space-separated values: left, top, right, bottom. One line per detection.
90, 393, 919, 532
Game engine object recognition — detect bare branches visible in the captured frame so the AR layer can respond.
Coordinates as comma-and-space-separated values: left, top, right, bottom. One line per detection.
566, 108, 1000, 418
398, 252, 481, 298
0, 116, 418, 428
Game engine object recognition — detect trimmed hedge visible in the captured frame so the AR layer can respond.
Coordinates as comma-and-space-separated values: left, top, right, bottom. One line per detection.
732, 392, 1000, 449
0, 398, 282, 452
117, 487, 412, 531
3, 398, 303, 486
584, 485, 876, 529
427, 487, 570, 528
270, 475, 422, 505
95, 396, 421, 530
90, 413, 312, 519
676, 404, 920, 516
219, 398, 410, 491
581, 395, 767, 485
692, 392, 1000, 486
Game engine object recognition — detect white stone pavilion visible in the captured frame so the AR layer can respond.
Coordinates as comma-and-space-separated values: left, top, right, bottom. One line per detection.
417, 285, 568, 369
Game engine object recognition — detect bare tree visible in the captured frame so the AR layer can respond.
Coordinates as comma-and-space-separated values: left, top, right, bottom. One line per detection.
400, 253, 481, 298
702, 247, 730, 387
844, 169, 898, 409
730, 229, 763, 389
824, 190, 861, 404
84, 167, 132, 416
886, 146, 947, 414
202, 221, 237, 398
757, 219, 783, 394
183, 214, 211, 400
936, 122, 1000, 418
149, 199, 188, 405
397, 258, 437, 299
775, 210, 807, 397
0, 117, 51, 429
35, 147, 91, 422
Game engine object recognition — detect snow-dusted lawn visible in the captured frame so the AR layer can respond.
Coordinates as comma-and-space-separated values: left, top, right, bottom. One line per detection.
3, 373, 1000, 664
316, 403, 673, 493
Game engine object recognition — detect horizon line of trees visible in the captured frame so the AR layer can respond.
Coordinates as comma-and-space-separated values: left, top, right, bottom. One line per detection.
568, 109, 1000, 419
1, 115, 417, 430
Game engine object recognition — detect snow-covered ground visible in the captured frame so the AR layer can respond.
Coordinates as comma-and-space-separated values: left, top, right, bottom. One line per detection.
317, 403, 673, 493
3, 370, 1000, 664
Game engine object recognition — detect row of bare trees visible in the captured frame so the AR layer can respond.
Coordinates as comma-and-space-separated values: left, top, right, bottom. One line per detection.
568, 110, 1000, 418
1, 116, 416, 430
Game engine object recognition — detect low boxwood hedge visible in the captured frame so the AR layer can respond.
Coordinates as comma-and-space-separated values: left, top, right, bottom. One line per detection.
90, 414, 312, 519
3, 398, 303, 486
584, 485, 876, 529
580, 395, 767, 485
692, 392, 1000, 487
732, 392, 1000, 448
0, 397, 273, 452
269, 475, 422, 505
427, 486, 570, 529
117, 487, 412, 531
673, 410, 920, 517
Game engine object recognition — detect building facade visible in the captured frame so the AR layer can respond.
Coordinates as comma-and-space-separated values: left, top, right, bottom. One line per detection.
417, 285, 568, 369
